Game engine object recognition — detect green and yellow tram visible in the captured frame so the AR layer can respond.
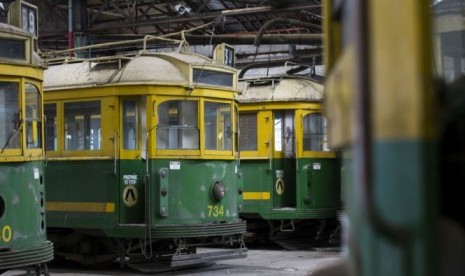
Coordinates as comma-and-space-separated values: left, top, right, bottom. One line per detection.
43, 41, 246, 271
238, 75, 341, 248
0, 23, 53, 273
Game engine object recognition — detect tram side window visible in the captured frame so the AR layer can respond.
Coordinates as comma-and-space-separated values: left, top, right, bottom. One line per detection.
157, 100, 199, 150
205, 102, 232, 150
239, 112, 257, 151
44, 104, 57, 151
303, 113, 329, 152
123, 100, 138, 150
0, 82, 20, 150
25, 84, 41, 148
64, 101, 101, 150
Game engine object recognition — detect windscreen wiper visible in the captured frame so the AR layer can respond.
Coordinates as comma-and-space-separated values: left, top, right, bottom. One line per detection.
1, 117, 23, 153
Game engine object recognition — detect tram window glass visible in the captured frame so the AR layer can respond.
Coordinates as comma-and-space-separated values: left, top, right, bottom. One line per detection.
193, 69, 233, 87
303, 113, 329, 152
44, 103, 57, 151
157, 100, 199, 149
64, 101, 101, 150
205, 102, 232, 150
0, 38, 25, 60
0, 82, 20, 150
433, 2, 465, 84
274, 113, 283, 151
25, 84, 41, 148
123, 100, 138, 150
439, 31, 465, 83
239, 112, 257, 151
274, 111, 294, 155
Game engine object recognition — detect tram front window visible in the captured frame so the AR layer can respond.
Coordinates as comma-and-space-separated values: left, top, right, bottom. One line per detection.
0, 82, 20, 150
25, 83, 41, 148
157, 100, 199, 150
204, 102, 232, 151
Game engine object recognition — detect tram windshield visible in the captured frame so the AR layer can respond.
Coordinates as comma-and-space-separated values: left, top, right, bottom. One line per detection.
0, 82, 20, 151
204, 102, 232, 151
25, 83, 41, 149
157, 99, 235, 152
157, 100, 199, 150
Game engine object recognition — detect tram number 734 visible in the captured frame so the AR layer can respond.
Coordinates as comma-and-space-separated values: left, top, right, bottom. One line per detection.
207, 205, 224, 217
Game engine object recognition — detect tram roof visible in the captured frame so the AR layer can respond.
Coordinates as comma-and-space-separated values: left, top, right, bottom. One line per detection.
43, 51, 237, 91
238, 76, 324, 103
0, 22, 28, 35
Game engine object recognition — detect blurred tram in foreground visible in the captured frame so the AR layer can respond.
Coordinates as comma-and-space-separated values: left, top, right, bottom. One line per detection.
43, 39, 246, 272
238, 73, 341, 249
0, 22, 53, 274
321, 0, 465, 275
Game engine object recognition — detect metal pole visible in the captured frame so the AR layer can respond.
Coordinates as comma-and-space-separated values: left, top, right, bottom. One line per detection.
68, 0, 73, 53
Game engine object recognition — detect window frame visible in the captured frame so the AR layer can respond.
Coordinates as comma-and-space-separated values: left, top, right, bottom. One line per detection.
153, 96, 236, 158
0, 78, 22, 157
298, 110, 337, 159
24, 81, 43, 152
45, 97, 114, 158
155, 97, 201, 156
237, 108, 272, 159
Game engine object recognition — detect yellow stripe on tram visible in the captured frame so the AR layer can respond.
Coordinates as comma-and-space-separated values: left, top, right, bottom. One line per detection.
243, 192, 270, 200
46, 202, 115, 213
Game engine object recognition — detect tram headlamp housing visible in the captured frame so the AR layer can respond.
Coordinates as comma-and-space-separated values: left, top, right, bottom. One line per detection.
210, 181, 226, 203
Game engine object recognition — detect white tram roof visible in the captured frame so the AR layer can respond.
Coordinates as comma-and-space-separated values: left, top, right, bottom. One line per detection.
44, 51, 237, 91
0, 22, 26, 34
238, 76, 324, 103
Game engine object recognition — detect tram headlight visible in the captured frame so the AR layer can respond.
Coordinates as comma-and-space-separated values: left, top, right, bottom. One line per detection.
210, 181, 226, 203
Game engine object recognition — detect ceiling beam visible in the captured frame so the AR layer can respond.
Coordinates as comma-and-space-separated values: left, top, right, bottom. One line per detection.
87, 4, 320, 32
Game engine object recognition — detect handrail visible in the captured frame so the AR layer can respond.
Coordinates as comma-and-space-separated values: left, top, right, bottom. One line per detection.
41, 35, 184, 60
40, 20, 216, 61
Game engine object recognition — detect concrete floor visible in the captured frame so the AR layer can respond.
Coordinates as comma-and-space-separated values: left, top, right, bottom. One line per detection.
2, 248, 345, 276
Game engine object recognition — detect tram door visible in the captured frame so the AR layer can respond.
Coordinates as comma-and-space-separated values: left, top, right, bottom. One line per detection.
119, 97, 146, 224
272, 111, 296, 209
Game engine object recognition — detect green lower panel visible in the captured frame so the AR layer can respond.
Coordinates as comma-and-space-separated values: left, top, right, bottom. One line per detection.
0, 161, 48, 250
46, 158, 245, 239
240, 157, 341, 221
45, 160, 118, 229
345, 141, 437, 276
150, 159, 243, 225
